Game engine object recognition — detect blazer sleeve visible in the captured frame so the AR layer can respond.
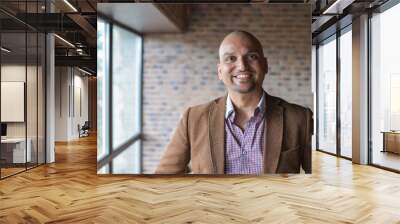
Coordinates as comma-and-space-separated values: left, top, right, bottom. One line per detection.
302, 108, 313, 174
155, 108, 191, 174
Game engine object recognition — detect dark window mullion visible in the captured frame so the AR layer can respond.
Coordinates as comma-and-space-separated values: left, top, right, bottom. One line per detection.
35, 0, 38, 168
25, 0, 28, 171
367, 11, 373, 165
336, 29, 341, 157
316, 44, 320, 151
36, 31, 39, 167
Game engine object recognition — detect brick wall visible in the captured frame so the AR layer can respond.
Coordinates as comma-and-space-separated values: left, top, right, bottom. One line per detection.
142, 4, 312, 173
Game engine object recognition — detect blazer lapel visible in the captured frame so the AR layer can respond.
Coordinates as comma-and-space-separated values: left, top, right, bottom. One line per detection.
208, 96, 226, 174
263, 94, 283, 173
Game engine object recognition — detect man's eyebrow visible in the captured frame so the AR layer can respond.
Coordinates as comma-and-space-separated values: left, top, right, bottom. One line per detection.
222, 51, 260, 56
222, 52, 234, 57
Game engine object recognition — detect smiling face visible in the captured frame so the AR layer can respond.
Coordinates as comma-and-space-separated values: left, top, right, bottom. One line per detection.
217, 32, 268, 94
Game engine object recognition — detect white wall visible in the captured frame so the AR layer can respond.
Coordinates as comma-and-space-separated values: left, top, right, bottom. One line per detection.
54, 67, 89, 141
1, 63, 46, 164
1, 65, 26, 140
1, 65, 35, 137
55, 67, 68, 141
71, 71, 89, 138
1, 82, 25, 122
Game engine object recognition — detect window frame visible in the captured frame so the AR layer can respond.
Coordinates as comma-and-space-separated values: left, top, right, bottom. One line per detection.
0, 2, 47, 179
315, 22, 353, 161
96, 14, 144, 174
367, 0, 400, 173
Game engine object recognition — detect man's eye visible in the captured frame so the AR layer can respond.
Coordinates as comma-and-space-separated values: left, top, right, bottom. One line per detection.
226, 56, 236, 62
248, 54, 259, 60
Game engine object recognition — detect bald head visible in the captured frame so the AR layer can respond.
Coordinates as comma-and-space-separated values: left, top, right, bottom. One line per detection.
219, 30, 264, 61
217, 30, 268, 95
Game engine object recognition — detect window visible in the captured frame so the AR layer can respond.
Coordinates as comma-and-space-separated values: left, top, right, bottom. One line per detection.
97, 19, 110, 174
370, 2, 400, 171
316, 22, 353, 159
339, 27, 352, 158
0, 2, 46, 179
96, 18, 143, 174
111, 25, 142, 174
317, 35, 337, 155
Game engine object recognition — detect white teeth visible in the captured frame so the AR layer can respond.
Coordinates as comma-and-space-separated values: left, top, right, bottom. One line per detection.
236, 74, 250, 79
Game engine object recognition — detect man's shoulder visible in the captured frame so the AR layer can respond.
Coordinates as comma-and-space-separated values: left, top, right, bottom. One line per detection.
270, 95, 312, 115
187, 96, 225, 116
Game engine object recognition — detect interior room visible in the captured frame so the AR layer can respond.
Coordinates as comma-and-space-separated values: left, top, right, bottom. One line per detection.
0, 0, 97, 179
0, 15, 46, 177
313, 0, 400, 172
0, 0, 399, 223
370, 3, 400, 170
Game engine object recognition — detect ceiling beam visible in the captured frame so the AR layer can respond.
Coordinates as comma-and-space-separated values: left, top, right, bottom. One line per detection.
55, 55, 96, 71
154, 4, 187, 32
66, 13, 97, 46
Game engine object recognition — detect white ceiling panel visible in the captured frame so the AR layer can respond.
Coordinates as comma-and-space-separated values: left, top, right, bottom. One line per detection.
97, 3, 180, 33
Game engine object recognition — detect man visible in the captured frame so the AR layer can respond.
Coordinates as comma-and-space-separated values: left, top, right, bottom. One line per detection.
155, 30, 312, 174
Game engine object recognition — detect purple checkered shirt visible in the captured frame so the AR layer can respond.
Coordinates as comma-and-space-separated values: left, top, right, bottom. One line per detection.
224, 93, 266, 174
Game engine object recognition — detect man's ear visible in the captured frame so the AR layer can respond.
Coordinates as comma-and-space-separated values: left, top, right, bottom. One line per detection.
217, 63, 223, 80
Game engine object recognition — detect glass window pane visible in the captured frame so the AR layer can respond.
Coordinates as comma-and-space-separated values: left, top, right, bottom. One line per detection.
1, 31, 27, 177
371, 3, 400, 171
98, 164, 109, 175
112, 141, 141, 174
340, 28, 352, 158
318, 36, 337, 154
27, 32, 38, 168
97, 19, 108, 161
111, 25, 142, 174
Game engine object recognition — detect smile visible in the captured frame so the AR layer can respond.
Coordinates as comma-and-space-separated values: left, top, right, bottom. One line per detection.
234, 74, 252, 80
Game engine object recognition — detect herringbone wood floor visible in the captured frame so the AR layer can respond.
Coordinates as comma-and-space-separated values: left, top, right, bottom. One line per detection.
1, 135, 400, 224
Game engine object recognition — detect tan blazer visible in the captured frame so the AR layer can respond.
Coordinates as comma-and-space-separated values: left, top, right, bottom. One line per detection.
155, 93, 313, 174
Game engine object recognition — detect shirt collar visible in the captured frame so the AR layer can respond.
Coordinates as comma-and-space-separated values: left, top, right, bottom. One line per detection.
225, 91, 266, 119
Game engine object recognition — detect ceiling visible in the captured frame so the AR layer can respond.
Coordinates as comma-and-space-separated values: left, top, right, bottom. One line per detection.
1, 0, 392, 73
97, 3, 181, 33
0, 0, 97, 73
311, 0, 390, 43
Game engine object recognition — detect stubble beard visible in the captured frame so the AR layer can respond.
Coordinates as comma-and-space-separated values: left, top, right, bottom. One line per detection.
230, 78, 256, 94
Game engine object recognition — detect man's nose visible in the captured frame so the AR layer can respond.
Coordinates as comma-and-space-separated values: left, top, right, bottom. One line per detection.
236, 57, 249, 71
